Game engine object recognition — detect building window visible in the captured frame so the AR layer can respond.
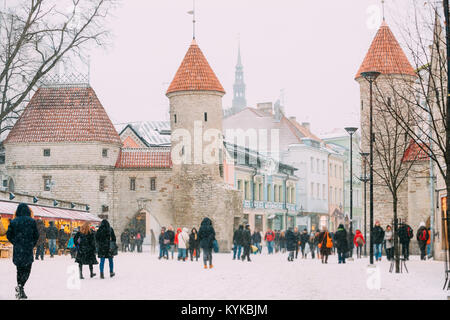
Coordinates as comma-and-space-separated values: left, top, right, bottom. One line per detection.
101, 205, 109, 213
43, 176, 52, 191
322, 160, 325, 174
150, 177, 156, 191
259, 183, 263, 201
279, 185, 283, 202
316, 159, 320, 173
244, 181, 249, 200
311, 182, 314, 198
219, 164, 224, 178
130, 177, 136, 191
311, 157, 314, 172
102, 149, 108, 158
330, 186, 333, 203
99, 176, 106, 192
43, 149, 50, 157
267, 184, 272, 202
361, 100, 364, 111
323, 184, 326, 200
204, 112, 208, 122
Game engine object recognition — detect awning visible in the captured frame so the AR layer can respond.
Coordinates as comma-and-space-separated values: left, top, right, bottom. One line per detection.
0, 200, 101, 223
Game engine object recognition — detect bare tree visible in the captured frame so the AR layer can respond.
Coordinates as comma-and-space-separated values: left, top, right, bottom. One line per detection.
0, 0, 118, 135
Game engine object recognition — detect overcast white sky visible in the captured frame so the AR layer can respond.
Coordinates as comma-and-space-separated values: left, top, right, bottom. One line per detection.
88, 0, 416, 135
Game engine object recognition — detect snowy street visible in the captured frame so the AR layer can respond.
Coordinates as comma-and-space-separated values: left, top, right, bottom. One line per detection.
0, 248, 448, 300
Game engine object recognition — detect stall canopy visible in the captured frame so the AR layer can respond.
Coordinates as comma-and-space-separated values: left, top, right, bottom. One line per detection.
0, 200, 101, 223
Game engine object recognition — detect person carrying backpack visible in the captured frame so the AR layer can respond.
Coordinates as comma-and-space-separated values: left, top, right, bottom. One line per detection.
416, 222, 429, 261
398, 223, 413, 260
353, 229, 365, 259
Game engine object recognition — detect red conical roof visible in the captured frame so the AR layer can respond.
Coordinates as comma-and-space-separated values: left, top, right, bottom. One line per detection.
355, 21, 416, 79
166, 39, 225, 95
5, 86, 122, 145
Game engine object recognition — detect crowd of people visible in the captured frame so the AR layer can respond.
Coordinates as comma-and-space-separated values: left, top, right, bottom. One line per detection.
2, 203, 118, 300
119, 229, 144, 253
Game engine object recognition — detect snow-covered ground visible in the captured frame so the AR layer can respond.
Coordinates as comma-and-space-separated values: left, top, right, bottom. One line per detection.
0, 248, 448, 300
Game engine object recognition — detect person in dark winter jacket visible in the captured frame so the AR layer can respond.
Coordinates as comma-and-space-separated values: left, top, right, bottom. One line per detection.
334, 224, 348, 264
35, 219, 46, 260
300, 229, 310, 259
6, 203, 39, 299
189, 227, 200, 261
46, 221, 58, 257
74, 222, 98, 279
164, 226, 176, 259
293, 227, 300, 259
353, 229, 365, 259
318, 226, 332, 264
286, 227, 297, 261
398, 223, 413, 260
158, 227, 167, 259
274, 230, 280, 253
416, 222, 429, 260
241, 224, 252, 262
120, 230, 130, 252
346, 229, 354, 258
58, 226, 68, 251
251, 229, 262, 254
95, 219, 116, 278
198, 217, 216, 269
279, 231, 286, 253
372, 221, 385, 261
232, 225, 244, 260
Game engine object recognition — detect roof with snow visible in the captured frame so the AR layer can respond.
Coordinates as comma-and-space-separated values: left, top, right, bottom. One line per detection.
166, 39, 225, 95
116, 121, 171, 147
5, 86, 121, 145
115, 148, 172, 169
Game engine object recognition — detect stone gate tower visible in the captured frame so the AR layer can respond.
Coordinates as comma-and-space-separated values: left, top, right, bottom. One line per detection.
166, 39, 243, 251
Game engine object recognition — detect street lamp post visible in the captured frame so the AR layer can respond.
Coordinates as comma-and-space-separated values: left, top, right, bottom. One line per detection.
360, 152, 370, 257
345, 127, 358, 261
361, 71, 381, 265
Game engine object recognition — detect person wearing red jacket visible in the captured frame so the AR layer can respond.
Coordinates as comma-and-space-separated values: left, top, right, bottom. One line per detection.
264, 229, 275, 254
174, 228, 182, 260
353, 229, 365, 259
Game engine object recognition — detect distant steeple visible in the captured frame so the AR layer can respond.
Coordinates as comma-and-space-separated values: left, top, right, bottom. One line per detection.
232, 40, 247, 112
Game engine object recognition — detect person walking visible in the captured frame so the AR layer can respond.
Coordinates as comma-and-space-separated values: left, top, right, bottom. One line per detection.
95, 219, 117, 278
280, 231, 286, 253
293, 227, 300, 259
129, 231, 136, 253
309, 231, 316, 259
353, 229, 365, 259
398, 223, 414, 260
372, 221, 385, 262
232, 225, 244, 260
58, 225, 68, 253
136, 232, 143, 253
198, 217, 216, 269
165, 225, 176, 260
177, 227, 189, 262
314, 231, 321, 259
384, 225, 393, 261
347, 229, 355, 259
286, 227, 297, 262
175, 227, 182, 260
241, 224, 252, 262
416, 222, 429, 261
426, 227, 432, 259
264, 228, 275, 254
300, 229, 310, 259
251, 229, 262, 254
189, 227, 200, 261
35, 219, 46, 261
6, 203, 39, 299
334, 224, 348, 264
158, 227, 167, 260
317, 226, 332, 264
274, 230, 280, 253
120, 230, 129, 252
74, 222, 98, 279
67, 231, 77, 259
46, 221, 58, 258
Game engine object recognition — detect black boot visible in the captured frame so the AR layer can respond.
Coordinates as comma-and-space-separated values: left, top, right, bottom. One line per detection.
100, 272, 104, 279
89, 266, 96, 278
79, 265, 84, 279
110, 272, 115, 278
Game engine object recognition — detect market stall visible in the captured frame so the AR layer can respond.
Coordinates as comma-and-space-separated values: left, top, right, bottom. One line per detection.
0, 200, 101, 258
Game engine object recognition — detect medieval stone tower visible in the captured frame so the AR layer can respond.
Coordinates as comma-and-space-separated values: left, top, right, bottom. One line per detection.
166, 39, 243, 252
356, 20, 432, 242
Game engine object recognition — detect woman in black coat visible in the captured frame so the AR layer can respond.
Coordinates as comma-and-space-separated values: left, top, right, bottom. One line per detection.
74, 222, 98, 279
285, 228, 297, 262
198, 217, 216, 269
35, 219, 47, 261
95, 219, 116, 278
6, 203, 39, 299
334, 224, 348, 264
189, 227, 200, 261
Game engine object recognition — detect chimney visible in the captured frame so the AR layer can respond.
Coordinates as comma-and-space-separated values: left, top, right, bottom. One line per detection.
302, 122, 310, 131
256, 102, 273, 114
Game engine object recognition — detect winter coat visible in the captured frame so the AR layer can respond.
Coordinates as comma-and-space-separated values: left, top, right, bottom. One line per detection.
58, 229, 68, 246
35, 220, 47, 246
416, 226, 429, 244
0, 218, 6, 237
95, 220, 116, 259
398, 224, 413, 244
46, 222, 58, 240
121, 232, 129, 244
334, 227, 348, 251
6, 204, 39, 267
318, 231, 331, 255
159, 233, 165, 245
285, 229, 297, 252
233, 227, 244, 246
189, 230, 200, 249
264, 231, 275, 242
198, 217, 215, 250
74, 231, 98, 265
384, 230, 393, 249
177, 228, 190, 249
242, 228, 252, 247
174, 228, 182, 245
164, 230, 175, 245
252, 231, 262, 244
372, 226, 385, 244
300, 232, 310, 246
353, 230, 365, 247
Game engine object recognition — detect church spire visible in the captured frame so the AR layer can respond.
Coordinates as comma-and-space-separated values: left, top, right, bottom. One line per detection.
232, 39, 246, 112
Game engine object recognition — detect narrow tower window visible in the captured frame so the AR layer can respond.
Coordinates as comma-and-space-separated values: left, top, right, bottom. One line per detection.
204, 112, 208, 122
174, 114, 177, 123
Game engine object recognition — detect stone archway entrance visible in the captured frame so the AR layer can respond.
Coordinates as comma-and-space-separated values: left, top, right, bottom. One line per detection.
125, 209, 162, 250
